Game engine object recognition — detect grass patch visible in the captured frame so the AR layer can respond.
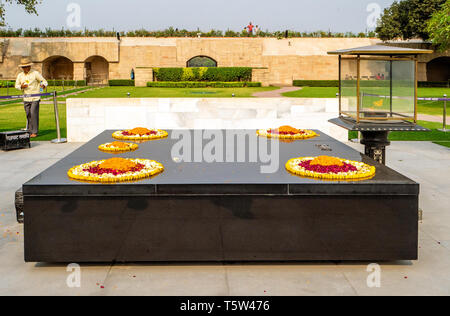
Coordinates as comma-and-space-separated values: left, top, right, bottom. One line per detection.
433, 141, 450, 148
282, 87, 339, 98
0, 102, 66, 141
348, 121, 450, 142
68, 86, 278, 98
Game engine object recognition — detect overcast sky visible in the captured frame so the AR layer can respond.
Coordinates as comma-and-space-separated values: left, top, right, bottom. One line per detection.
5, 0, 397, 32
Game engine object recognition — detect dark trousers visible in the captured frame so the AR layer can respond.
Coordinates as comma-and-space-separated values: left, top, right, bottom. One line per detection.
24, 101, 40, 135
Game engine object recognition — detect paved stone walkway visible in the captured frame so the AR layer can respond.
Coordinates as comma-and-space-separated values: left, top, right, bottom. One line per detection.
0, 140, 449, 295
253, 87, 302, 98
418, 114, 450, 125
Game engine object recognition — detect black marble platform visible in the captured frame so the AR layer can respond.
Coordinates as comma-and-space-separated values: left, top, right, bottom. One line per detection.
23, 130, 419, 263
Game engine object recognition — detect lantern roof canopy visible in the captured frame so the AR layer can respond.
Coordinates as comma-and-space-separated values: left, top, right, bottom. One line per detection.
328, 45, 433, 56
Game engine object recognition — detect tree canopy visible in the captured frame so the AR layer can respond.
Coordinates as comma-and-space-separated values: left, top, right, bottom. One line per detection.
376, 0, 446, 41
0, 0, 41, 27
427, 0, 450, 51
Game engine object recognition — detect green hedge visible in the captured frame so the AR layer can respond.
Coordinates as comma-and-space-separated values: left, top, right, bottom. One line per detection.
109, 79, 135, 86
293, 80, 339, 87
147, 81, 261, 88
153, 67, 253, 82
46, 80, 87, 86
0, 80, 15, 88
419, 81, 450, 88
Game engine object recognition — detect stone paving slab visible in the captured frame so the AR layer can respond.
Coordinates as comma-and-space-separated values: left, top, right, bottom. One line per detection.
0, 140, 449, 296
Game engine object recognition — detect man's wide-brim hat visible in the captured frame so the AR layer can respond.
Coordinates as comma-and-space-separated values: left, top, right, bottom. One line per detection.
19, 57, 33, 68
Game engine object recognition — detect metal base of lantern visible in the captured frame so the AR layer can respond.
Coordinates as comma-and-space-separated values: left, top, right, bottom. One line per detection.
329, 116, 430, 165
360, 131, 390, 165
51, 138, 67, 144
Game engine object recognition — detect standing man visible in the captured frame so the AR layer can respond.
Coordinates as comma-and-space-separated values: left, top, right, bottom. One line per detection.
247, 22, 254, 36
15, 57, 48, 138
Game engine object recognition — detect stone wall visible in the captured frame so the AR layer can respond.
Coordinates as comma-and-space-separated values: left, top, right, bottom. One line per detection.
1, 37, 447, 85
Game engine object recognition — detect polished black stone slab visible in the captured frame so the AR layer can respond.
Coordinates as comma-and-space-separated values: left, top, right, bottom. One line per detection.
23, 130, 419, 263
23, 130, 418, 196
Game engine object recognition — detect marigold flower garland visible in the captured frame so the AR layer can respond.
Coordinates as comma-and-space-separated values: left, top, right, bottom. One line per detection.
98, 141, 139, 153
112, 127, 168, 141
257, 125, 318, 140
68, 158, 164, 183
286, 156, 376, 180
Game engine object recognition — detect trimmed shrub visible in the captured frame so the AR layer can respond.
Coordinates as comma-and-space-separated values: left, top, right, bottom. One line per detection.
419, 81, 450, 88
0, 80, 15, 88
153, 68, 184, 82
46, 80, 87, 86
109, 79, 135, 86
147, 81, 261, 88
153, 67, 253, 82
293, 80, 339, 87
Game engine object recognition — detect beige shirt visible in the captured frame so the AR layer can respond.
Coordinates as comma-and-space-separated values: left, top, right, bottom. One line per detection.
15, 70, 48, 102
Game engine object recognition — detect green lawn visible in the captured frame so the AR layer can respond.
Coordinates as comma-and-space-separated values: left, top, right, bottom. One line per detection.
349, 121, 450, 143
283, 87, 450, 116
68, 86, 279, 98
0, 101, 66, 141
433, 141, 450, 148
282, 87, 339, 98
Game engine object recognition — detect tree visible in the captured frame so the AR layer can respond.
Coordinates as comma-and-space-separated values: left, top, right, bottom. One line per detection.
376, 0, 446, 41
427, 0, 450, 51
0, 0, 41, 27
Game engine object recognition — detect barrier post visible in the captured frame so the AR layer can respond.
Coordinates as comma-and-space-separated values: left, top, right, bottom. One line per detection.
51, 91, 67, 144
439, 94, 448, 132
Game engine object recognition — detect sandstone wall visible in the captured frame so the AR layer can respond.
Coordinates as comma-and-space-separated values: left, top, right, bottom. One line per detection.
0, 37, 446, 85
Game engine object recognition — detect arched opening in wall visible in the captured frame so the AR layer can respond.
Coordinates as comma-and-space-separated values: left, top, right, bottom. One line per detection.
42, 56, 74, 80
84, 56, 109, 85
427, 57, 450, 82
187, 56, 218, 68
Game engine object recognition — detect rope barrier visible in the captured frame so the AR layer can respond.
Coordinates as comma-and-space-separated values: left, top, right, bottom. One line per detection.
0, 92, 53, 100
362, 92, 450, 102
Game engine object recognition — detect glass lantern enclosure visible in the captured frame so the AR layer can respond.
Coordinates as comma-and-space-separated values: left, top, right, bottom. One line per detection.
340, 57, 416, 122
330, 45, 433, 124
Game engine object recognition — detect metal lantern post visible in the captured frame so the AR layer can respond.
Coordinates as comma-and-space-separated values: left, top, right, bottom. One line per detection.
51, 91, 67, 144
438, 94, 448, 132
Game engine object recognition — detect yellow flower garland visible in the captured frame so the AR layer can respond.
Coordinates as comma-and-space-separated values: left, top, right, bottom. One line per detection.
98, 142, 139, 153
67, 158, 164, 183
112, 128, 168, 141
257, 128, 318, 140
286, 156, 376, 180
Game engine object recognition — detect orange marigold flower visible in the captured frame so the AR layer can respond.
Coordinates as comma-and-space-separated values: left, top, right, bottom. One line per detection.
129, 127, 152, 135
107, 141, 130, 149
278, 125, 300, 134
310, 156, 344, 167
98, 158, 138, 172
